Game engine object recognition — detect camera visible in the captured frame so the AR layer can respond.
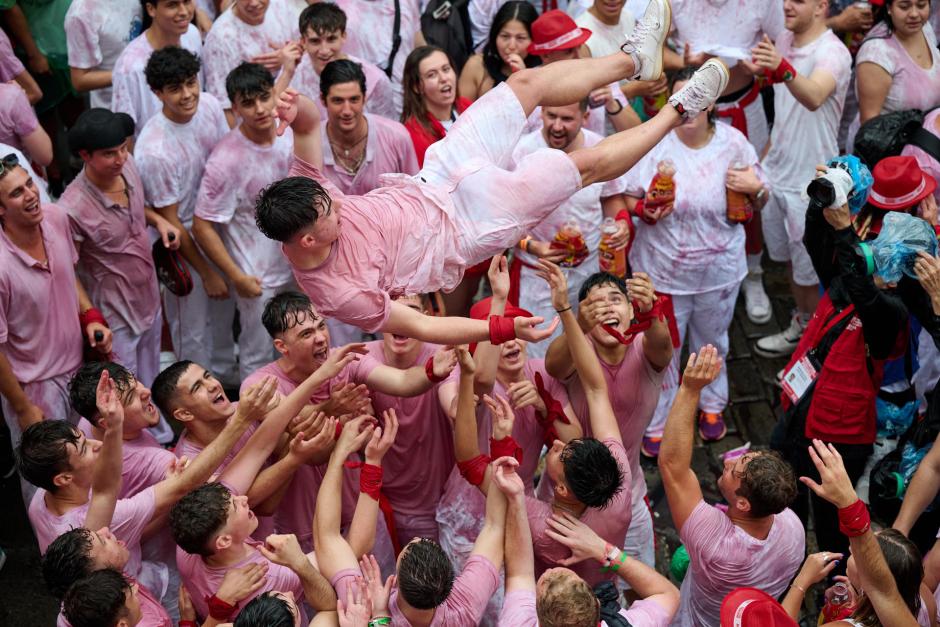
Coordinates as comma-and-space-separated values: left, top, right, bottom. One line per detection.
806, 168, 854, 211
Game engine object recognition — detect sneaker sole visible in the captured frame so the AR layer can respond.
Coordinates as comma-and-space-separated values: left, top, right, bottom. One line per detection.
752, 344, 799, 359
746, 309, 772, 325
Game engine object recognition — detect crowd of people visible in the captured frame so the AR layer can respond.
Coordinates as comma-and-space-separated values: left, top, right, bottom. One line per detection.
2, 0, 940, 624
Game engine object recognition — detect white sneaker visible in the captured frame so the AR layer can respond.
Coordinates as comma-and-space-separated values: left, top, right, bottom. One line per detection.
742, 274, 771, 324
621, 0, 671, 81
754, 314, 806, 358
668, 58, 729, 119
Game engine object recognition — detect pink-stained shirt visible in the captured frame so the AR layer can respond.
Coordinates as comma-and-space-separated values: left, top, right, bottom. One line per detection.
177, 538, 307, 623
0, 204, 83, 384
670, 0, 784, 59
202, 0, 299, 109
0, 28, 25, 82
293, 54, 397, 121
387, 555, 500, 627
60, 155, 161, 335
134, 93, 229, 227
526, 438, 632, 587
65, 0, 143, 109
856, 25, 940, 118
362, 341, 454, 518
0, 82, 39, 155
194, 126, 294, 287
56, 576, 171, 627
173, 418, 259, 477
902, 108, 940, 203
111, 25, 203, 135
320, 114, 419, 196
674, 501, 805, 627
287, 156, 467, 332
625, 123, 760, 294
498, 589, 674, 627
78, 418, 174, 499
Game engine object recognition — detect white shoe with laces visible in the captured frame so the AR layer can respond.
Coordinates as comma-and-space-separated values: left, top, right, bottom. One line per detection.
668, 58, 730, 119
742, 274, 772, 324
621, 0, 671, 81
754, 313, 806, 358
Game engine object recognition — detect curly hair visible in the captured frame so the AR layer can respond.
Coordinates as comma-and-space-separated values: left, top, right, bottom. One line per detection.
170, 482, 232, 556
734, 451, 798, 518
536, 569, 599, 627
144, 45, 201, 91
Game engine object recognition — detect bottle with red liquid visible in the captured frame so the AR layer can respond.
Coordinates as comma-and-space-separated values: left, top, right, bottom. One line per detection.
643, 159, 677, 225
552, 218, 587, 267
726, 160, 754, 224
821, 582, 853, 623
598, 216, 627, 277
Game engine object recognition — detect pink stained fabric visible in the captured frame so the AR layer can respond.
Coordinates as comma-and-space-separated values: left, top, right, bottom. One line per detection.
194, 126, 294, 288
562, 336, 664, 517
674, 500, 805, 627
362, 341, 455, 520
135, 93, 229, 227
670, 0, 784, 57
387, 554, 500, 627
202, 0, 298, 108
60, 155, 161, 335
77, 418, 175, 499
176, 538, 306, 623
319, 114, 419, 196
55, 576, 171, 627
0, 28, 24, 82
856, 24, 940, 117
901, 108, 940, 203
525, 438, 632, 588
497, 588, 674, 626
0, 82, 39, 154
292, 54, 397, 121
173, 415, 259, 477
0, 204, 83, 384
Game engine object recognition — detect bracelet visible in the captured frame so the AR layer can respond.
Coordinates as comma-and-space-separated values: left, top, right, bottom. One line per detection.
606, 100, 624, 115
601, 548, 627, 572
791, 583, 807, 594
754, 187, 767, 202
774, 57, 797, 83
369, 618, 392, 627
519, 236, 532, 253
555, 306, 572, 313
424, 355, 447, 383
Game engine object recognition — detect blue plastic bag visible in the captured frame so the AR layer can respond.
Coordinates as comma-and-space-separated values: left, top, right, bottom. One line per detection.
869, 212, 938, 283
876, 396, 919, 438
827, 155, 873, 215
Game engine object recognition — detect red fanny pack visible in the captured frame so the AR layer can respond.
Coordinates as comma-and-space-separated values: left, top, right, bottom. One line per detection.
152, 240, 193, 296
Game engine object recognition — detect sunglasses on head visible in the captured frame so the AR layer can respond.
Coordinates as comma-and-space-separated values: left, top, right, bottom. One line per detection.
0, 153, 19, 176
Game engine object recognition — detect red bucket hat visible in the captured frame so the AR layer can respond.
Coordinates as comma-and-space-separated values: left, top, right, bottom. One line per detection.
720, 588, 798, 627
528, 10, 592, 55
868, 155, 937, 211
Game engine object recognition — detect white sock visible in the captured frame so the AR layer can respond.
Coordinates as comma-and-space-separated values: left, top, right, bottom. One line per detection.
746, 253, 763, 276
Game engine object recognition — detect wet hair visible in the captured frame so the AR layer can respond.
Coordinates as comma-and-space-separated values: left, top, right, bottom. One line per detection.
255, 176, 333, 242
733, 451, 798, 518
536, 569, 599, 627
670, 65, 715, 126
151, 359, 195, 418
397, 539, 455, 610
482, 1, 541, 82
320, 58, 367, 100
43, 528, 95, 599
234, 592, 296, 626
401, 45, 459, 136
62, 568, 131, 627
170, 482, 232, 556
577, 271, 628, 303
16, 420, 82, 492
851, 529, 923, 624
262, 291, 318, 338
299, 1, 346, 38
561, 438, 623, 508
145, 45, 201, 91
225, 62, 275, 105
69, 362, 135, 426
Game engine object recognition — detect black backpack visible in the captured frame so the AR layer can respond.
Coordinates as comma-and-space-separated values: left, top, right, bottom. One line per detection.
421, 0, 474, 74
853, 108, 940, 169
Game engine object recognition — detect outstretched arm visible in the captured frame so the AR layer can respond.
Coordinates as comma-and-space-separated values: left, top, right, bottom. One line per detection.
751, 35, 838, 111
893, 432, 940, 536
346, 409, 399, 558
658, 347, 722, 532
85, 371, 124, 532
473, 256, 510, 394
470, 458, 508, 568
276, 89, 323, 169
453, 348, 488, 491
260, 534, 336, 611
492, 457, 535, 594
365, 346, 457, 397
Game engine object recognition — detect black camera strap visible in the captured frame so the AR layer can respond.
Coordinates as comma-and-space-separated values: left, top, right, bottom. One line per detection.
385, 0, 402, 79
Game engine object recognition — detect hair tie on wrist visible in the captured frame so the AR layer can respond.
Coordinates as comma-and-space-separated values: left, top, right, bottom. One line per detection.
555, 306, 572, 313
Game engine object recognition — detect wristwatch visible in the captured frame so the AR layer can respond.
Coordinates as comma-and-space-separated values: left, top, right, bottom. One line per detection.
754, 187, 767, 202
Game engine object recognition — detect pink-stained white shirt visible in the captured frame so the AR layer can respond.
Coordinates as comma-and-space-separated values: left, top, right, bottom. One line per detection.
625, 123, 760, 295
287, 156, 467, 332
0, 28, 25, 82
363, 341, 455, 518
194, 126, 294, 287
177, 538, 307, 623
202, 0, 299, 108
135, 93, 229, 227
111, 25, 203, 135
65, 0, 143, 109
56, 576, 171, 627
61, 155, 161, 335
576, 9, 636, 59
78, 418, 174, 499
674, 501, 805, 627
334, 0, 421, 115
902, 108, 940, 203
387, 555, 500, 627
173, 419, 259, 477
0, 82, 39, 155
762, 29, 852, 191
0, 204, 83, 384
526, 438, 632, 587
670, 0, 784, 60
498, 589, 674, 626
292, 54, 397, 121
856, 24, 940, 117
320, 114, 419, 196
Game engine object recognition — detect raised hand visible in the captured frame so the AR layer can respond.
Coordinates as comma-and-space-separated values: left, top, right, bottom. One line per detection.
165, 455, 191, 480
534, 259, 571, 312
431, 345, 458, 380
514, 315, 561, 343
506, 379, 546, 415
238, 376, 279, 424
359, 553, 395, 617
320, 343, 368, 380
365, 409, 398, 465
337, 578, 371, 627
491, 456, 524, 500
914, 252, 940, 311
794, 551, 844, 590
680, 345, 722, 392
484, 394, 515, 441
322, 383, 372, 418
544, 512, 608, 566
287, 415, 338, 465
275, 88, 300, 136
488, 255, 511, 301
258, 533, 307, 571
750, 34, 782, 71
456, 346, 476, 375
626, 272, 656, 314
335, 414, 376, 457
214, 562, 269, 605
95, 370, 124, 431
800, 439, 859, 509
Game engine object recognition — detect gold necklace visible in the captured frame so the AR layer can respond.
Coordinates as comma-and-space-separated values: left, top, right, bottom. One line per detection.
327, 124, 369, 175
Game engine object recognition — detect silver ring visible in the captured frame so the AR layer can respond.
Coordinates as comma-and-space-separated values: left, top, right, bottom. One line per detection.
822, 553, 829, 561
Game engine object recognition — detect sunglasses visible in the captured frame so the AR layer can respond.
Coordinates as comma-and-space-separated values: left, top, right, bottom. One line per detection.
0, 153, 19, 177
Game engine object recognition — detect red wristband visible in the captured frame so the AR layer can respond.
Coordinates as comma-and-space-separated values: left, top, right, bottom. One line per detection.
344, 461, 383, 500
334, 421, 343, 440
488, 315, 516, 345
457, 454, 492, 486
205, 594, 239, 621
773, 57, 796, 83
179, 621, 199, 627
615, 208, 631, 223
838, 499, 871, 538
425, 355, 447, 383
490, 435, 523, 464
79, 307, 108, 330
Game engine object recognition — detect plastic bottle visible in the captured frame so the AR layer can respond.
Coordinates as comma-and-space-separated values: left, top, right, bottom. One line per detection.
598, 217, 627, 277
553, 218, 587, 267
643, 159, 677, 225
854, 212, 939, 283
821, 582, 853, 623
726, 161, 754, 224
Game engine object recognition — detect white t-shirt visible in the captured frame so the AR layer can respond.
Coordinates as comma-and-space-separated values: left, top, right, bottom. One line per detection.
111, 25, 203, 136
761, 29, 852, 192
202, 0, 299, 108
194, 127, 295, 287
65, 0, 142, 109
624, 123, 760, 294
576, 9, 636, 59
855, 24, 940, 116
134, 92, 229, 226
670, 0, 784, 62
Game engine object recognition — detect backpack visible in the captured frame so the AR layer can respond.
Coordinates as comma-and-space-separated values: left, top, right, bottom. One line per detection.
853, 108, 940, 169
420, 0, 474, 74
